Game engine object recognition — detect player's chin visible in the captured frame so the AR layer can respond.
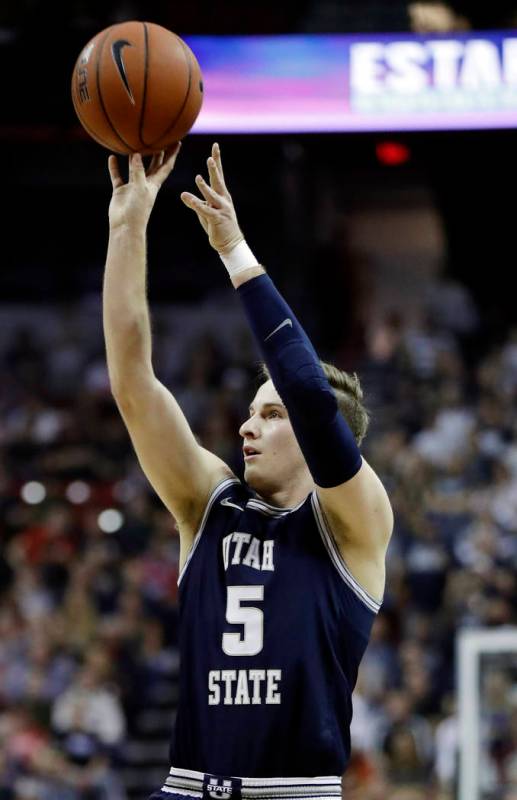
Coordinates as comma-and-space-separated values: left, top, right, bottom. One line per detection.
243, 461, 257, 477
244, 465, 277, 497
243, 462, 262, 488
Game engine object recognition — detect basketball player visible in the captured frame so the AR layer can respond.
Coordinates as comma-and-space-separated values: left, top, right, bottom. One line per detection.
104, 143, 393, 800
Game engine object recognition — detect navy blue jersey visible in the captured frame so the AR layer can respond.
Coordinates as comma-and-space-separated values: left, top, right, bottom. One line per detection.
170, 477, 381, 778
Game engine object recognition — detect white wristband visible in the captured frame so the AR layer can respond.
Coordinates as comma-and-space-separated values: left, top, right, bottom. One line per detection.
219, 240, 259, 277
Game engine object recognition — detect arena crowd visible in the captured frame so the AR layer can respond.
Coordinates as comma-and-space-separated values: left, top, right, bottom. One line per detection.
0, 275, 516, 799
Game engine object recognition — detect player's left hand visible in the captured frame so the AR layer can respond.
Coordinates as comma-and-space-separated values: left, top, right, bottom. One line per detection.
181, 143, 244, 255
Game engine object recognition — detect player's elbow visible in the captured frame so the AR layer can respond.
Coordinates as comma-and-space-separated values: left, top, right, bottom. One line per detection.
109, 368, 157, 411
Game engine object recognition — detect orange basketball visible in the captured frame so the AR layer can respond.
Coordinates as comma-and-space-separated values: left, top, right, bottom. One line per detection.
71, 21, 203, 155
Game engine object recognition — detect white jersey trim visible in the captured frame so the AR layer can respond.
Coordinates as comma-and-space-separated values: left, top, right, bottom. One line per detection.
311, 492, 382, 614
245, 494, 309, 518
177, 478, 241, 586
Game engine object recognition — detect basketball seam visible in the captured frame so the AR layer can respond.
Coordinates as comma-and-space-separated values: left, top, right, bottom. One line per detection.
145, 34, 193, 149
138, 22, 149, 149
75, 111, 121, 152
96, 26, 134, 153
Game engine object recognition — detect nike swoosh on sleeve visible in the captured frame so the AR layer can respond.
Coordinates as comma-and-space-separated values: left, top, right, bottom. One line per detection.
264, 318, 293, 342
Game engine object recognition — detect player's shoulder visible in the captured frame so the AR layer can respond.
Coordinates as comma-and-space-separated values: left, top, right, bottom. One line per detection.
205, 474, 246, 506
201, 474, 266, 518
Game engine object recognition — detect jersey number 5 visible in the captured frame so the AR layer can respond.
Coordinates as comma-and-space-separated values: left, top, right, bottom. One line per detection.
222, 585, 264, 656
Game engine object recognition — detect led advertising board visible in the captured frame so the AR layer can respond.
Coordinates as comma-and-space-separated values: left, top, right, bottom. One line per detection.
185, 32, 517, 132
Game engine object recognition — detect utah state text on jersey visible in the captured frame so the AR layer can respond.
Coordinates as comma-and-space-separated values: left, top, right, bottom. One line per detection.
222, 532, 275, 571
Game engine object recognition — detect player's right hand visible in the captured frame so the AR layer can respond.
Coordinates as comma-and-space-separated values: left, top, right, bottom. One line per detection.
181, 143, 244, 255
108, 143, 181, 231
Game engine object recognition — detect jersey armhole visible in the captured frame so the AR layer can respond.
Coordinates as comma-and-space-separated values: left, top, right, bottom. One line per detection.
311, 491, 382, 615
178, 477, 241, 586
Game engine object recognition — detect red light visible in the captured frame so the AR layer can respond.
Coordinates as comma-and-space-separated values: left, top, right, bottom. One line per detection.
376, 141, 411, 166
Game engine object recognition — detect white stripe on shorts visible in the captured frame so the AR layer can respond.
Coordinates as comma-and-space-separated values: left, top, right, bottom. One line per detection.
162, 766, 342, 800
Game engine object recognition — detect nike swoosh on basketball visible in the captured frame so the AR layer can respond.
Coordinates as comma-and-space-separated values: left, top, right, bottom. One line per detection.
220, 498, 244, 512
111, 39, 135, 104
264, 318, 293, 342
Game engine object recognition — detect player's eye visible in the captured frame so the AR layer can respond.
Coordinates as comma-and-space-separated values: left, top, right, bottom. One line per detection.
267, 410, 280, 419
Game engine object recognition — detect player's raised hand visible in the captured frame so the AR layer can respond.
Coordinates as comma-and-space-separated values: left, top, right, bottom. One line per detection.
108, 143, 181, 231
181, 143, 244, 254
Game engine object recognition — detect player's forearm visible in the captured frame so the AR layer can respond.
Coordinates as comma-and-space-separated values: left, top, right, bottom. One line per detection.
236, 272, 362, 488
103, 224, 154, 393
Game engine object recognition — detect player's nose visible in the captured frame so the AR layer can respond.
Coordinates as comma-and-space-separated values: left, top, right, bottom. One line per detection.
239, 415, 260, 439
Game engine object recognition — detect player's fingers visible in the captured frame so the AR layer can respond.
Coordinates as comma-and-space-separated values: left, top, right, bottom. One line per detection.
180, 192, 212, 235
108, 155, 124, 190
151, 142, 181, 187
166, 141, 182, 162
129, 152, 146, 184
210, 142, 229, 192
207, 157, 227, 196
181, 192, 220, 218
195, 174, 225, 208
149, 151, 165, 175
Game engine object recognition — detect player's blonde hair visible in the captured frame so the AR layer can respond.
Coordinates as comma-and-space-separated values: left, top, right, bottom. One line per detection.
259, 361, 369, 445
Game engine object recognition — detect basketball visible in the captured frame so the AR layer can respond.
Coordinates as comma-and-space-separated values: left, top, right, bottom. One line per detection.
71, 21, 203, 155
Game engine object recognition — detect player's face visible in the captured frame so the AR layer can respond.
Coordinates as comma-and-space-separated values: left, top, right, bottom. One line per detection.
239, 380, 308, 496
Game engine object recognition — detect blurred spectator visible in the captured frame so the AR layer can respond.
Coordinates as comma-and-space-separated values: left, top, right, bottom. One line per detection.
383, 723, 431, 787
408, 2, 470, 32
4, 328, 47, 392
51, 645, 126, 752
433, 695, 458, 796
377, 690, 434, 769
408, 0, 517, 31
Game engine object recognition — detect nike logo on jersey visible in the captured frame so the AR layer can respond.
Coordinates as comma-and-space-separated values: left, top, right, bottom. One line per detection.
111, 39, 135, 104
264, 317, 293, 342
220, 498, 244, 512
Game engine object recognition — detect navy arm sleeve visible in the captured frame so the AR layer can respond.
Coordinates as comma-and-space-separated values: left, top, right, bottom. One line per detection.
237, 273, 362, 488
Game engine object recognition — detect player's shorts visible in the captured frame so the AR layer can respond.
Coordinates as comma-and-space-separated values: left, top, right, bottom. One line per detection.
147, 766, 342, 800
